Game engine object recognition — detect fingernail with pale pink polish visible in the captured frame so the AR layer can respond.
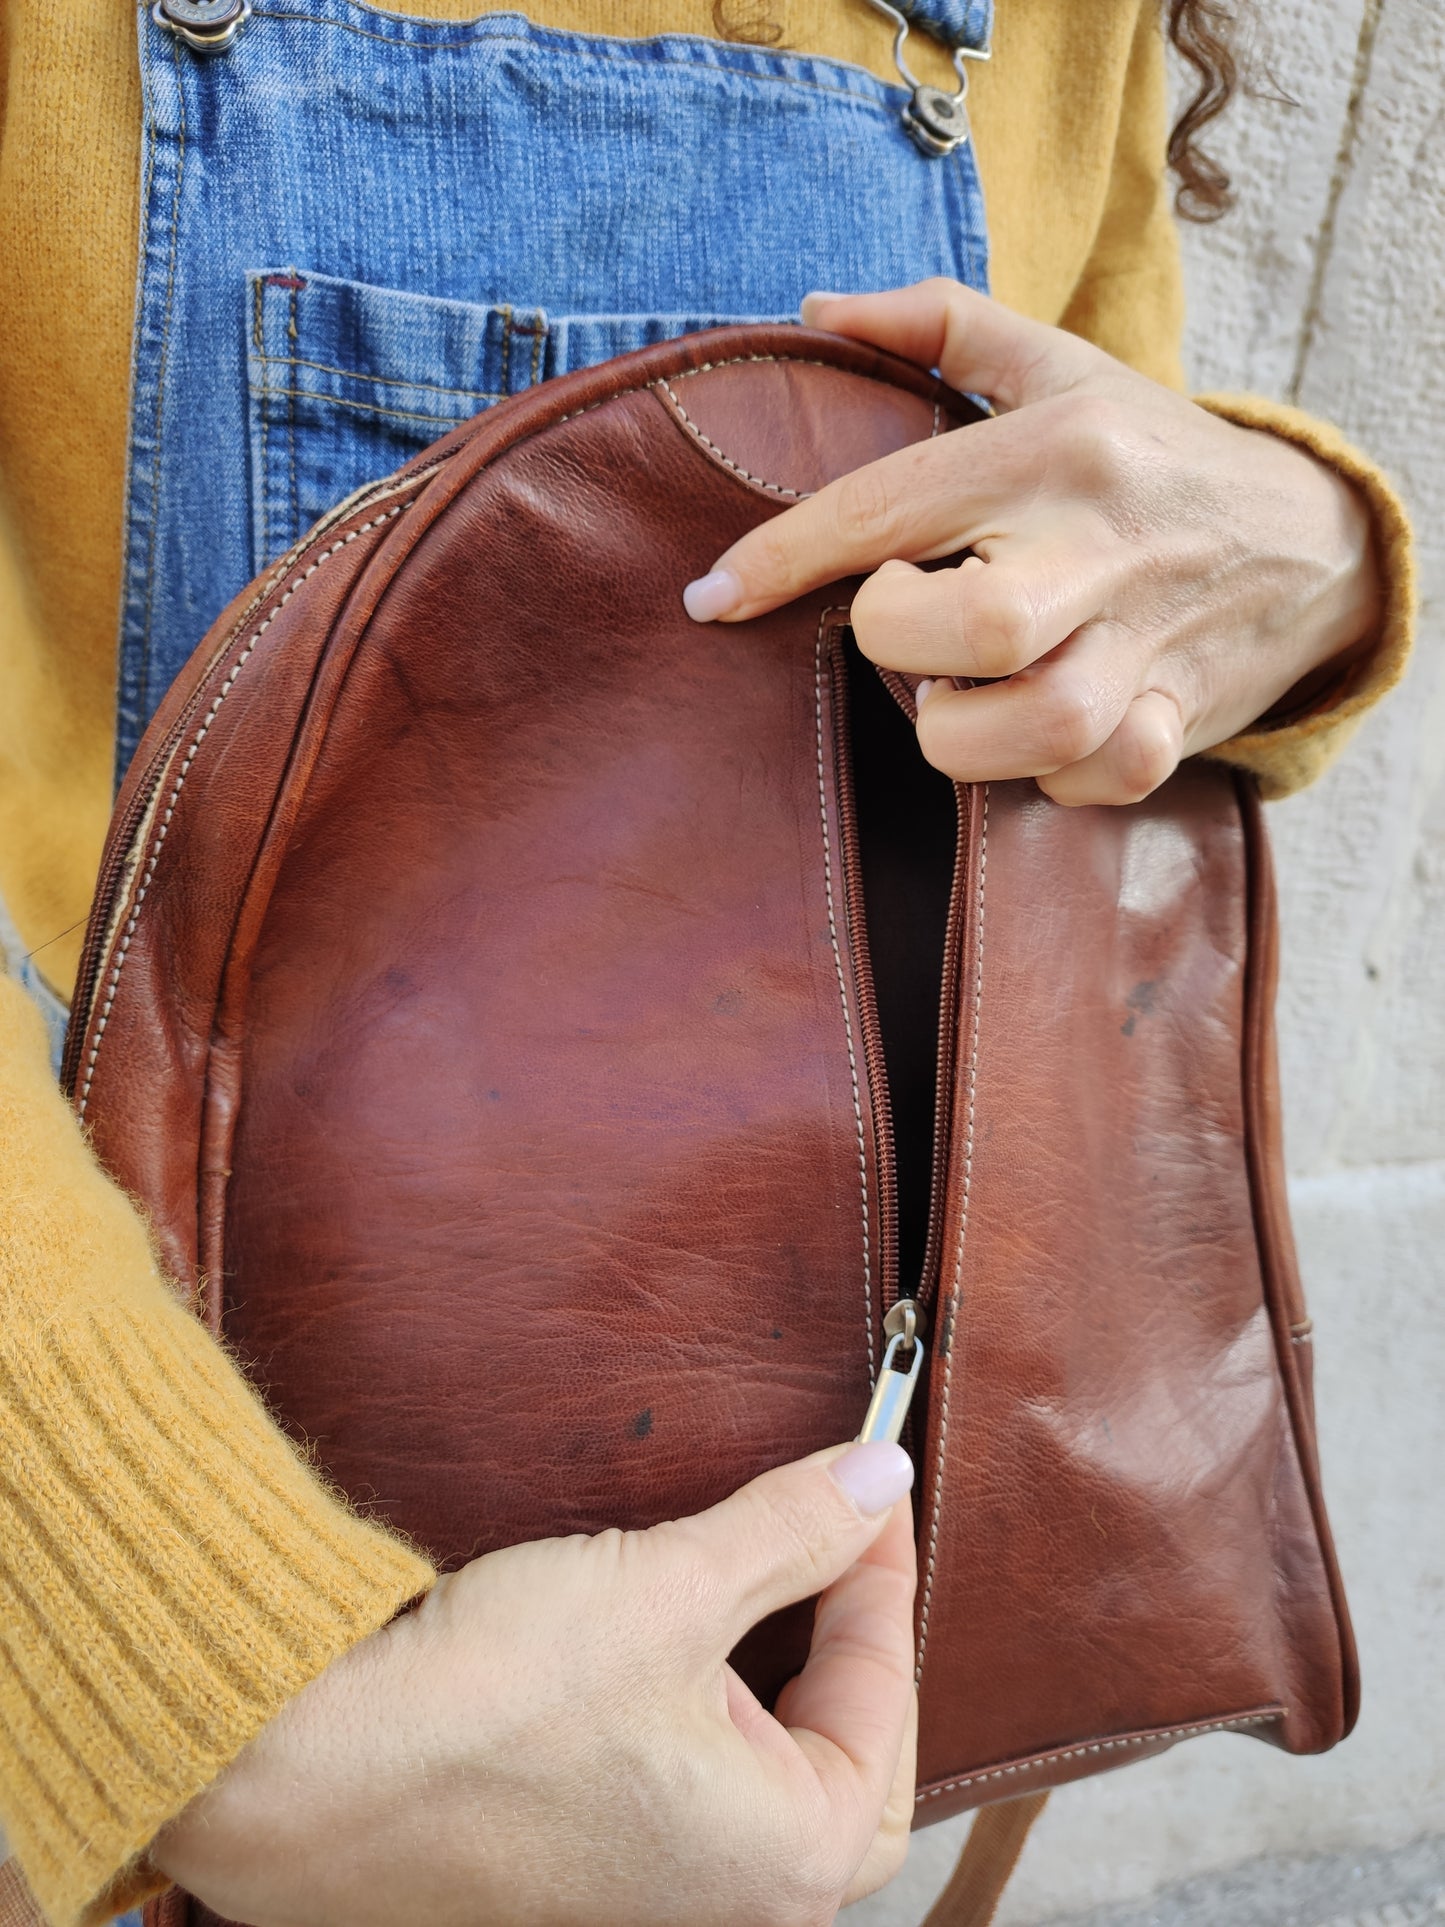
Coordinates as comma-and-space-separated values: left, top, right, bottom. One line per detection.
831, 1440, 914, 1516
915, 678, 936, 707
682, 569, 742, 623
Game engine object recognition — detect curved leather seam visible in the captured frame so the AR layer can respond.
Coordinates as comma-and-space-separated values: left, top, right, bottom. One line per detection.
388, 337, 955, 520
1233, 772, 1358, 1735
653, 378, 809, 500
74, 335, 1330, 1793
653, 362, 950, 502
563, 352, 936, 434
914, 1708, 1284, 1803
78, 345, 948, 1111
69, 452, 451, 1093
75, 504, 411, 1116
813, 610, 877, 1377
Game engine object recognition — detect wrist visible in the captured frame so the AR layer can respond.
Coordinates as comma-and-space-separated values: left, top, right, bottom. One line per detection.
1252, 435, 1383, 728
1304, 457, 1382, 668
1198, 400, 1389, 733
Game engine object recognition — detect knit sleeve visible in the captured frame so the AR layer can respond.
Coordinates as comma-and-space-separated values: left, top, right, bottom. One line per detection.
1192, 395, 1415, 798
0, 977, 436, 1927
1052, 0, 1187, 391
1055, 0, 1414, 798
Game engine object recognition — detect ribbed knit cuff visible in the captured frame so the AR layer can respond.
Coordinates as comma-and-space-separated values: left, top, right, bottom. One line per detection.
1195, 394, 1417, 800
0, 1285, 434, 1927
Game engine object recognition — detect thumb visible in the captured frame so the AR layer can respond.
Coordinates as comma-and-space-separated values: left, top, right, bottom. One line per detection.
659, 1442, 914, 1656
801, 278, 1102, 412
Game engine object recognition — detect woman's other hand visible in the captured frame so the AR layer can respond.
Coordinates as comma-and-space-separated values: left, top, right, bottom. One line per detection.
152, 1442, 917, 1927
683, 280, 1380, 807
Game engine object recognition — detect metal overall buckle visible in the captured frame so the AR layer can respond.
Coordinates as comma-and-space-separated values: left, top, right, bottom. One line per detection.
153, 0, 252, 54
859, 0, 991, 158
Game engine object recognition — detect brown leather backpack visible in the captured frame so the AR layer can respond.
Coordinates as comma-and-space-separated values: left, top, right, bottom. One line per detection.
66, 327, 1357, 1926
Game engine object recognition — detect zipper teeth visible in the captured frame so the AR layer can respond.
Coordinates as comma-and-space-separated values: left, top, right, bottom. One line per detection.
877, 669, 970, 1321
917, 788, 969, 1314
63, 464, 439, 1095
827, 639, 899, 1324
61, 738, 181, 1093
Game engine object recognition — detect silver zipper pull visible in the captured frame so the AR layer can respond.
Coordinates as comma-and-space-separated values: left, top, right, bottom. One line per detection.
153, 0, 251, 53
858, 0, 990, 159
858, 1298, 928, 1445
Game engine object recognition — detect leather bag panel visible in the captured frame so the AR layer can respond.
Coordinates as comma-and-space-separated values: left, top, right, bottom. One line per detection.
70, 330, 1354, 1870
219, 396, 888, 1557
910, 771, 1350, 1787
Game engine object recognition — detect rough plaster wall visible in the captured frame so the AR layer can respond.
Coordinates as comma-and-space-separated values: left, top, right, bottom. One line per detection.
861, 1, 1445, 1919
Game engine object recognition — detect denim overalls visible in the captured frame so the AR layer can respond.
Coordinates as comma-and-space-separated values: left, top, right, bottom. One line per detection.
115, 0, 993, 779
12, 0, 995, 1066
8, 6, 996, 1908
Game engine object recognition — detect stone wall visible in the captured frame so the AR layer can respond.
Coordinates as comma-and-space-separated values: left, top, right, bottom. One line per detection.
862, 1, 1445, 1918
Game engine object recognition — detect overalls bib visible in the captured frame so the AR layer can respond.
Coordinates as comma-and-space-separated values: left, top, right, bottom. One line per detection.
93, 16, 994, 1919
115, 0, 994, 781
5, 14, 1001, 1909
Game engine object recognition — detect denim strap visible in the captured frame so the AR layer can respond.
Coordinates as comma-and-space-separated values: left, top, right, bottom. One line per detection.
116, 4, 993, 780
892, 0, 993, 56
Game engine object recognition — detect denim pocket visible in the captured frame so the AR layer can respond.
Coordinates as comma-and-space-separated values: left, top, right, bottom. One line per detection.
246, 267, 788, 568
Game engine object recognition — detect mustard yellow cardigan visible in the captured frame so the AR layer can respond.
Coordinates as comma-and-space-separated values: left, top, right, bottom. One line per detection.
0, 2, 1414, 1921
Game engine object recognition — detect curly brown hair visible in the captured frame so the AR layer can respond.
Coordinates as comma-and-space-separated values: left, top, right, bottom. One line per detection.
1167, 0, 1242, 221
711, 0, 1244, 224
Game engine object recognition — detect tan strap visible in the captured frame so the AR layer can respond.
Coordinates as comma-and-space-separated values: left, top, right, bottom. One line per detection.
920, 1790, 1050, 1927
0, 1861, 45, 1927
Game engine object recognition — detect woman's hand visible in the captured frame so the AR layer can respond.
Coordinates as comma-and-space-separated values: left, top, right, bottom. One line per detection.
683, 280, 1380, 806
152, 1442, 917, 1927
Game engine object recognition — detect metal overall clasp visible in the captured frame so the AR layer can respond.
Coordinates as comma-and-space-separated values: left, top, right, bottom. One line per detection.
859, 0, 991, 158
153, 0, 252, 54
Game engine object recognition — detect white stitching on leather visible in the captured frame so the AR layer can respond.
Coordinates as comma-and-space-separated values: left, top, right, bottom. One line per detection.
546, 348, 949, 497
915, 781, 988, 1685
77, 504, 409, 1116
80, 351, 942, 1115
550, 354, 838, 434
548, 351, 927, 434
814, 610, 874, 1377
915, 1711, 1281, 1801
655, 377, 807, 500
671, 354, 833, 380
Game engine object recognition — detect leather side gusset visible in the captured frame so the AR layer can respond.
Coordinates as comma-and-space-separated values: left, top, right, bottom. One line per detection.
914, 1707, 1286, 1822
1235, 771, 1361, 1742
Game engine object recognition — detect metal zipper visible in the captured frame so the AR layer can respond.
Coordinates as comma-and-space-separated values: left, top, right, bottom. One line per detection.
61, 731, 186, 1095
878, 668, 969, 1315
64, 466, 432, 1095
827, 640, 971, 1436
858, 1296, 928, 1444
73, 606, 967, 1466
827, 638, 900, 1352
